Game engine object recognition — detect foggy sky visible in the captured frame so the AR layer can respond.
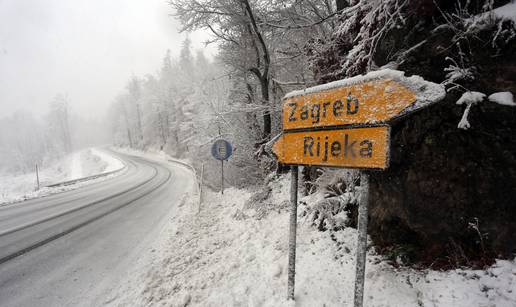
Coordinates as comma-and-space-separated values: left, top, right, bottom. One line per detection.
0, 0, 215, 119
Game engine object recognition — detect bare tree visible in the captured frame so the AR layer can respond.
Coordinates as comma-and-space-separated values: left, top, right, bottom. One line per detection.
170, 0, 274, 142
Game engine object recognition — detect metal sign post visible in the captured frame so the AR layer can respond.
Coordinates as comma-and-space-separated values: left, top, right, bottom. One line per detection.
287, 165, 298, 300
198, 163, 205, 213
211, 139, 233, 195
272, 70, 444, 304
354, 171, 369, 307
221, 160, 224, 194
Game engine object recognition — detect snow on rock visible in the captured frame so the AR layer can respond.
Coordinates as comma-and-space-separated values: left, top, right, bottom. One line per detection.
456, 91, 486, 129
488, 91, 516, 106
457, 91, 486, 105
471, 2, 516, 24
283, 69, 446, 120
492, 1, 516, 23
106, 166, 516, 306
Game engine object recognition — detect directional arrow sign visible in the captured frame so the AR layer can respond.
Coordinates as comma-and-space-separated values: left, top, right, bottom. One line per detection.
272, 126, 390, 169
276, 71, 446, 306
282, 71, 445, 131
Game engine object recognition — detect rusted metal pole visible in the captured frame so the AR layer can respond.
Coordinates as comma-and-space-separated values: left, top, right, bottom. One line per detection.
287, 165, 299, 301
354, 171, 369, 307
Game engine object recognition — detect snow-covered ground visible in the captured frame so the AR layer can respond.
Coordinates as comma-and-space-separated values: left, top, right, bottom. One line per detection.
0, 148, 124, 205
105, 152, 516, 307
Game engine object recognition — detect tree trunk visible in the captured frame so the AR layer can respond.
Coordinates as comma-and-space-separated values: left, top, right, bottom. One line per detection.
260, 76, 271, 141
242, 0, 271, 142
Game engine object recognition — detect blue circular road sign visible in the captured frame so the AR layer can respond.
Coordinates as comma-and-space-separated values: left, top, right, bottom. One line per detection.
211, 139, 233, 161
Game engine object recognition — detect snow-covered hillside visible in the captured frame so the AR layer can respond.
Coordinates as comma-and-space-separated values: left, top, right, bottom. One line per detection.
106, 152, 516, 307
0, 148, 124, 205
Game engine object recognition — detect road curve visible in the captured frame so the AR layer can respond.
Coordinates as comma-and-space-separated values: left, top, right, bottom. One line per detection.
0, 150, 195, 306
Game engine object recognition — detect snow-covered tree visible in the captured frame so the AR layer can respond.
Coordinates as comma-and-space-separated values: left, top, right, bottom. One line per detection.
47, 93, 73, 154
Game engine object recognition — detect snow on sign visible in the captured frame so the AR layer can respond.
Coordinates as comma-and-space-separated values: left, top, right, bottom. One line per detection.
282, 69, 445, 131
273, 126, 390, 169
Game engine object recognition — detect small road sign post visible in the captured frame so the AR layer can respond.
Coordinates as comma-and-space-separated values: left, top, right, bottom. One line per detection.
198, 163, 205, 213
35, 164, 40, 191
273, 70, 445, 306
211, 139, 233, 195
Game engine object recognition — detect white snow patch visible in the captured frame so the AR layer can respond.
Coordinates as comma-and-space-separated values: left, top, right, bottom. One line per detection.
488, 91, 516, 106
492, 1, 516, 22
456, 91, 486, 129
472, 2, 516, 23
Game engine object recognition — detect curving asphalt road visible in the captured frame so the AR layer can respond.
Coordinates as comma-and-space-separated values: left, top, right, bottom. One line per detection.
0, 150, 195, 306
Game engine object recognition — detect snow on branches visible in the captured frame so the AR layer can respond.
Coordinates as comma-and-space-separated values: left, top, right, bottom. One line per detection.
456, 91, 486, 129
337, 0, 409, 77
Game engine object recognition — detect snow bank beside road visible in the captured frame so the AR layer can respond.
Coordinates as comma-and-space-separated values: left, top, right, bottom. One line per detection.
106, 169, 516, 306
0, 148, 124, 205
90, 148, 124, 173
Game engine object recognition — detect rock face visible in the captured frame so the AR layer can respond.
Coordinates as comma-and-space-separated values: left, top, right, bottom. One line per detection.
312, 0, 516, 267
369, 93, 516, 267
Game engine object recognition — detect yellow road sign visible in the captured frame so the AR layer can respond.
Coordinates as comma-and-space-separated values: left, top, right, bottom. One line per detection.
282, 79, 416, 131
272, 126, 390, 169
